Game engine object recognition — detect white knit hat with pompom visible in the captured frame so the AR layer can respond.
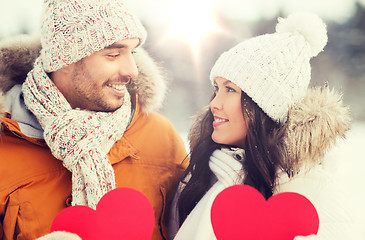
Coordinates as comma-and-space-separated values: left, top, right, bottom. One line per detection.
210, 12, 327, 124
40, 0, 147, 72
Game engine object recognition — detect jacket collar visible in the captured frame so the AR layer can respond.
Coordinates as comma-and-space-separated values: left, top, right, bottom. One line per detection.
1, 95, 143, 165
4, 84, 43, 138
107, 94, 141, 164
0, 34, 169, 163
1, 115, 46, 146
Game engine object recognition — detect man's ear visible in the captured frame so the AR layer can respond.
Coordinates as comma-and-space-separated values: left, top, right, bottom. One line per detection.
50, 63, 75, 87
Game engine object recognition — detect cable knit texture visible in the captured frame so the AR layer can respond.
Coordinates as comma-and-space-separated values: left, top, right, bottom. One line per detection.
210, 12, 328, 123
22, 58, 132, 209
40, 0, 147, 72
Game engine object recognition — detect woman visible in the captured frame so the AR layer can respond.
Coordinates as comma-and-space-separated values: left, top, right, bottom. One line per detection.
168, 12, 359, 240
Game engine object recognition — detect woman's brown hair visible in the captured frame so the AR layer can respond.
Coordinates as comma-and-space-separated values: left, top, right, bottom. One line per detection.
177, 91, 288, 225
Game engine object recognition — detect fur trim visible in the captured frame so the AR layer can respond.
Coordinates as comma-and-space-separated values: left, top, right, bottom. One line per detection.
129, 48, 167, 113
285, 86, 351, 171
187, 87, 351, 170
0, 93, 4, 126
0, 34, 41, 93
0, 34, 166, 114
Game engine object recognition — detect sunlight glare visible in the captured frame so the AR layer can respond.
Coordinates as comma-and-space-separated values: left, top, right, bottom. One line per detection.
165, 0, 222, 56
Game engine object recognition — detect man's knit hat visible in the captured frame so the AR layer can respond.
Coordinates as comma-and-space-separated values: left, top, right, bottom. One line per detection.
40, 0, 147, 72
210, 12, 328, 124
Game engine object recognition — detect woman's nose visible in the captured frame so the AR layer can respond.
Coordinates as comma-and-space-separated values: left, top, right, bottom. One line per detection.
210, 94, 222, 111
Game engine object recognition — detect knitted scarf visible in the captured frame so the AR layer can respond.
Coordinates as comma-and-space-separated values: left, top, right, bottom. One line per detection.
174, 148, 244, 240
22, 58, 132, 209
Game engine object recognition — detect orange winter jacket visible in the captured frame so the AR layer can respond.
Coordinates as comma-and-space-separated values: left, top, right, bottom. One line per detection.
0, 101, 188, 240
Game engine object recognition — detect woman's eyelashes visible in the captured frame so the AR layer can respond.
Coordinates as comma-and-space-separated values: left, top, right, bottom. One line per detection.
226, 86, 236, 92
214, 84, 236, 93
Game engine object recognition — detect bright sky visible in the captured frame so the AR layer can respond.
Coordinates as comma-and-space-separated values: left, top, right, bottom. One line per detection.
0, 0, 43, 37
214, 0, 358, 22
163, 0, 223, 53
0, 0, 363, 50
125, 0, 360, 57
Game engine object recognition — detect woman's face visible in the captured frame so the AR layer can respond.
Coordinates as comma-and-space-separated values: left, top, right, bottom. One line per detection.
210, 77, 247, 148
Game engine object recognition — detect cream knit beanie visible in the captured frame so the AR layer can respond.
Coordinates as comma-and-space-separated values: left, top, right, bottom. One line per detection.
210, 12, 328, 124
40, 0, 147, 72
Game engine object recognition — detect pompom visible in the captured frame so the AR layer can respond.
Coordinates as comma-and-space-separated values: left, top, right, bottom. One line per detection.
276, 12, 328, 57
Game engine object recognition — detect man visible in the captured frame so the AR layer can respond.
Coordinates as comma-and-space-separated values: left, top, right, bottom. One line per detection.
0, 0, 188, 239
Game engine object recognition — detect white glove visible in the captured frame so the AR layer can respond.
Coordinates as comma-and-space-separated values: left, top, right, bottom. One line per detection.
294, 235, 317, 240
36, 231, 82, 240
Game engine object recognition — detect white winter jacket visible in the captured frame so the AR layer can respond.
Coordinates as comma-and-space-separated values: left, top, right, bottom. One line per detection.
168, 87, 361, 240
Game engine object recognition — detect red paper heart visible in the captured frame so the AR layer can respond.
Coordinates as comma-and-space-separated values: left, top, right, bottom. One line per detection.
51, 188, 154, 240
211, 185, 319, 240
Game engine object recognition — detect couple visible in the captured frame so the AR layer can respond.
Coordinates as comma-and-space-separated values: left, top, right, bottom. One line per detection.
0, 0, 357, 239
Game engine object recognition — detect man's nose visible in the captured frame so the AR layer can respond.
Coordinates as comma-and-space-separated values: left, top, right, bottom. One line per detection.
118, 55, 138, 80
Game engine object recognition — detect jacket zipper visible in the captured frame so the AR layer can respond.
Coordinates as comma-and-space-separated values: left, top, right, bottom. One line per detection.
159, 188, 167, 240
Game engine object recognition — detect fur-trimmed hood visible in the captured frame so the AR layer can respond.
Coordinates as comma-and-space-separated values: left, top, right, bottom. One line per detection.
188, 87, 351, 171
0, 34, 166, 115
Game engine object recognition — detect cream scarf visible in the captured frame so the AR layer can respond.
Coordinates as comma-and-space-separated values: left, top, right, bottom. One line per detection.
174, 148, 245, 240
22, 58, 132, 209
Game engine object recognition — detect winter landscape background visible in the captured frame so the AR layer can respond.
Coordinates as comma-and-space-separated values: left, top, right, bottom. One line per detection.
1, 0, 364, 238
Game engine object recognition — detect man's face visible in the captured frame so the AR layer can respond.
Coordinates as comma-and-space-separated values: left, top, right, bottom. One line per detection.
55, 38, 140, 112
